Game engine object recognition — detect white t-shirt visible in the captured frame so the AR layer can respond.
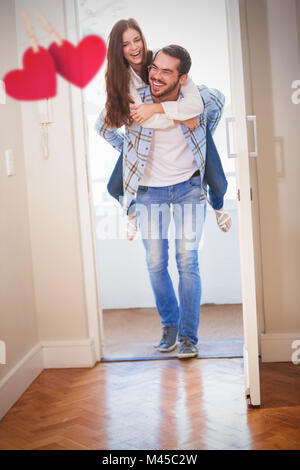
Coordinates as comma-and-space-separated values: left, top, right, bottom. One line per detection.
138, 124, 198, 187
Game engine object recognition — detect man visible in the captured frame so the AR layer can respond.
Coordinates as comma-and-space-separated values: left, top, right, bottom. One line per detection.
95, 45, 226, 359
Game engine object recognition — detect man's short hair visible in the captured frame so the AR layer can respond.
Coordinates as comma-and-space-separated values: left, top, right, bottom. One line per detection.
154, 45, 192, 75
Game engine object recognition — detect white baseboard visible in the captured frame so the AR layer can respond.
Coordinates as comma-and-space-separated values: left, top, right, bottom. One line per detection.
0, 343, 43, 421
42, 338, 97, 368
0, 338, 97, 421
261, 333, 300, 363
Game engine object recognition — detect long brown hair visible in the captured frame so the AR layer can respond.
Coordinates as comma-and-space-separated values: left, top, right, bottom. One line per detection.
104, 18, 151, 128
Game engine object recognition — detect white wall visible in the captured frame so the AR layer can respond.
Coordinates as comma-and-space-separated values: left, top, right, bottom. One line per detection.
0, 0, 97, 419
244, 0, 300, 360
14, 0, 88, 341
247, 0, 300, 332
0, 0, 38, 383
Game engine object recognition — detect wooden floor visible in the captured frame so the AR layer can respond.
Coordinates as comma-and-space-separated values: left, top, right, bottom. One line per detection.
0, 359, 299, 450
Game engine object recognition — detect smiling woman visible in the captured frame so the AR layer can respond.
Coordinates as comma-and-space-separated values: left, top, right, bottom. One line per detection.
122, 28, 144, 71
104, 18, 150, 129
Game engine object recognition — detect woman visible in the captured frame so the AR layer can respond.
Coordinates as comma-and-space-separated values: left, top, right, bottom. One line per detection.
103, 18, 231, 239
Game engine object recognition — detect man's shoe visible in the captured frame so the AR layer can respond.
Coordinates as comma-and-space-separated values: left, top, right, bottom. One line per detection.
156, 325, 178, 352
177, 337, 198, 359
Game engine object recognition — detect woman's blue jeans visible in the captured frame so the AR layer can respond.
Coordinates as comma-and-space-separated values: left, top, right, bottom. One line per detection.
106, 126, 228, 213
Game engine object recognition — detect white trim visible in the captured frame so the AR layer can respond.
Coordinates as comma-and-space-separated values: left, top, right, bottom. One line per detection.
0, 339, 97, 421
63, 0, 104, 360
261, 333, 300, 362
0, 343, 43, 421
226, 0, 261, 406
42, 339, 97, 368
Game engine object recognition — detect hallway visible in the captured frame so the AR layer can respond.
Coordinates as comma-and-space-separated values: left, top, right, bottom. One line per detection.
0, 359, 299, 450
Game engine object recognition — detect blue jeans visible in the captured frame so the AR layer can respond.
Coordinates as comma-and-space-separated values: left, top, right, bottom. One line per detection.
136, 175, 206, 344
107, 126, 227, 212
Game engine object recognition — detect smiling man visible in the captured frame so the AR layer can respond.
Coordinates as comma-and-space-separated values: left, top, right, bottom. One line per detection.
95, 45, 225, 359
149, 50, 189, 98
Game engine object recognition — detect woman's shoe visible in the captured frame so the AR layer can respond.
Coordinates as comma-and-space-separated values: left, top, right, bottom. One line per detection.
215, 208, 232, 232
127, 214, 137, 241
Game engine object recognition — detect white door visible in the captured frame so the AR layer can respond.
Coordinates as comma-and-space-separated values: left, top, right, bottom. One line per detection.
225, 0, 261, 406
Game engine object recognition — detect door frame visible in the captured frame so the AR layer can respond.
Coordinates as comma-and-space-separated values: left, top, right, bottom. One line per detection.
225, 0, 261, 406
66, 0, 263, 391
64, 0, 104, 361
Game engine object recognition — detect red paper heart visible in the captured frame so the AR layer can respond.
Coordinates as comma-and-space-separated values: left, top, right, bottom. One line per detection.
3, 47, 57, 101
49, 36, 106, 88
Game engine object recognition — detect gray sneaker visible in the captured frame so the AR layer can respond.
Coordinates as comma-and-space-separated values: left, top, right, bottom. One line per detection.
156, 325, 178, 352
177, 337, 198, 359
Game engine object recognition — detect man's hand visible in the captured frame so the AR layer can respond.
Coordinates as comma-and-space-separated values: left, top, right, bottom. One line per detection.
130, 103, 163, 125
175, 116, 198, 131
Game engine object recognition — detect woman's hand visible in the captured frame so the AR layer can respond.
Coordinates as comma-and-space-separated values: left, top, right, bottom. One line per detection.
130, 103, 163, 125
179, 116, 199, 131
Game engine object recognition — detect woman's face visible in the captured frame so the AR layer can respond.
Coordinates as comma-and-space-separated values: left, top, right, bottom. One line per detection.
122, 27, 144, 67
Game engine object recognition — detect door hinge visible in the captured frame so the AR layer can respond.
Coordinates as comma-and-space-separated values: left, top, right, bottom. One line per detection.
237, 188, 253, 201
246, 388, 251, 406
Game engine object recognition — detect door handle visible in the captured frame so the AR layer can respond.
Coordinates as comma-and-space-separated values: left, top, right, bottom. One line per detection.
247, 115, 258, 157
225, 116, 236, 158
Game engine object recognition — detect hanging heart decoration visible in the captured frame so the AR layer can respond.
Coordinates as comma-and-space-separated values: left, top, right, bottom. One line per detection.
49, 35, 106, 88
3, 47, 57, 101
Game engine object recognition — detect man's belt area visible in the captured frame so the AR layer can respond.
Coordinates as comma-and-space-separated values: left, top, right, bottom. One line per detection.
191, 169, 200, 178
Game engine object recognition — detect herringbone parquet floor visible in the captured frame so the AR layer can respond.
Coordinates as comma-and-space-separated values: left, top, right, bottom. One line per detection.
0, 359, 299, 450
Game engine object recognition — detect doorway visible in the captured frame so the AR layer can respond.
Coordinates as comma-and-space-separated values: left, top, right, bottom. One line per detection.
77, 0, 247, 361
66, 0, 260, 386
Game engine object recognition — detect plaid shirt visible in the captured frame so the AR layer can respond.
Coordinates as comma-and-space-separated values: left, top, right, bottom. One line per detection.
94, 84, 225, 213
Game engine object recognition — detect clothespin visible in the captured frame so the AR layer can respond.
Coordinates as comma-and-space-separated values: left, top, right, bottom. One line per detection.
21, 11, 54, 159
22, 11, 39, 53
35, 10, 63, 47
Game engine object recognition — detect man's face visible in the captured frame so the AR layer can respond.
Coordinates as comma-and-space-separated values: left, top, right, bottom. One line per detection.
149, 52, 184, 99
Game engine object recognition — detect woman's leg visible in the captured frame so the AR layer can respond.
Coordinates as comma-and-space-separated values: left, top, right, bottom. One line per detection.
107, 151, 124, 203
204, 127, 228, 210
107, 151, 137, 239
204, 127, 232, 232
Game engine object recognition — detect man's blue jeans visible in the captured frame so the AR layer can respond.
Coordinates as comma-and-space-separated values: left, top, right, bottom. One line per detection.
136, 175, 206, 345
107, 126, 228, 212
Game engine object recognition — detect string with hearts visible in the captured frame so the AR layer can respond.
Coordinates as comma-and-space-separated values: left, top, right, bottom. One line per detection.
3, 10, 106, 101
3, 12, 57, 101
37, 10, 106, 89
